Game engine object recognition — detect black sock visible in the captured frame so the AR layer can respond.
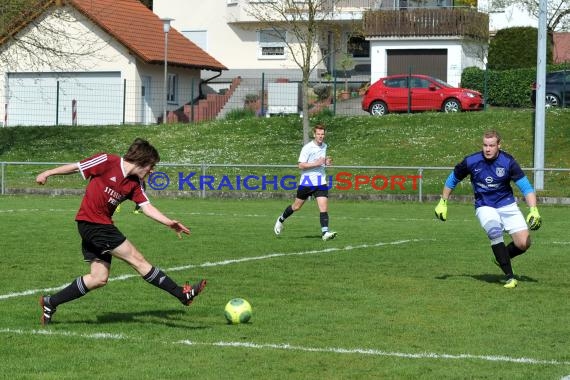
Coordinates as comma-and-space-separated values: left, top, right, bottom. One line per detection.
50, 277, 89, 307
143, 267, 183, 299
320, 211, 329, 230
280, 205, 294, 222
507, 242, 526, 259
491, 242, 514, 278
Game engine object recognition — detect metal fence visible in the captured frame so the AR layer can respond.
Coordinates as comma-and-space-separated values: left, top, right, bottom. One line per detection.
2, 72, 371, 127
212, 73, 372, 120
7, 70, 567, 127
3, 161, 570, 203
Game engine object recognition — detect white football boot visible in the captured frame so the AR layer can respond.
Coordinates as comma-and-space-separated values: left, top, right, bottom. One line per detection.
274, 217, 284, 235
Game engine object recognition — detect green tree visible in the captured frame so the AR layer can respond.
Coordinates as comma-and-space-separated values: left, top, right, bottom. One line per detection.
488, 27, 552, 70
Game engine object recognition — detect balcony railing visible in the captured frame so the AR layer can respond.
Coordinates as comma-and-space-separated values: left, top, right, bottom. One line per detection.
227, 0, 489, 40
363, 8, 489, 40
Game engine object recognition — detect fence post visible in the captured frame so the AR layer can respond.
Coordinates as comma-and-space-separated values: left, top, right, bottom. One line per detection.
72, 100, 77, 126
56, 81, 60, 126
333, 75, 337, 115
201, 162, 207, 199
122, 79, 127, 125
418, 168, 423, 202
1, 162, 4, 195
190, 77, 194, 123
407, 67, 412, 113
261, 72, 265, 117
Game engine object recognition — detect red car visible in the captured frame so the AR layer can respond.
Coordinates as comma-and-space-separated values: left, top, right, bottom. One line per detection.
361, 74, 484, 116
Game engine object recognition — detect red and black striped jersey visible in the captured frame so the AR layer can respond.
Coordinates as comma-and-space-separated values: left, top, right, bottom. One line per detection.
75, 153, 149, 224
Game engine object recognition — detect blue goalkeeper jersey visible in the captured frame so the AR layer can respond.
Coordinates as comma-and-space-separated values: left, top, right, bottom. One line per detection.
453, 151, 526, 209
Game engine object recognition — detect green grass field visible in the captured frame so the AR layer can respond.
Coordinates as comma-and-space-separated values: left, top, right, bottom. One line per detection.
2, 108, 570, 198
1, 196, 569, 379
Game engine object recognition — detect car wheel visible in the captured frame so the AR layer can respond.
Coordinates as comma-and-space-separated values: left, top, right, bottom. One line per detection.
442, 99, 461, 113
544, 94, 560, 107
369, 101, 388, 116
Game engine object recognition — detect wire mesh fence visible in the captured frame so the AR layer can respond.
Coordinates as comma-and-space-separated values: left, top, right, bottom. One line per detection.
6, 70, 566, 127
3, 161, 570, 203
2, 72, 372, 127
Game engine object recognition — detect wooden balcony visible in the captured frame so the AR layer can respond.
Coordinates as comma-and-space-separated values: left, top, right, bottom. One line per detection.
363, 8, 489, 41
227, 0, 489, 41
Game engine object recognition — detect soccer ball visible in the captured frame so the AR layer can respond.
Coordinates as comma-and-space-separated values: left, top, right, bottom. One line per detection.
224, 298, 252, 324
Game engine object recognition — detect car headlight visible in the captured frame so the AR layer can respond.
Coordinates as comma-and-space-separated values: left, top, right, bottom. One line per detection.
464, 92, 476, 98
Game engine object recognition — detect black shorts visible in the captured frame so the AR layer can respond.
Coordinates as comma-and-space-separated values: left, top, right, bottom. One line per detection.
77, 221, 127, 264
296, 185, 329, 200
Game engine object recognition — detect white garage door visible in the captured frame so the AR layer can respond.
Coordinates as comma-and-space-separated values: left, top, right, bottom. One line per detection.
7, 72, 122, 126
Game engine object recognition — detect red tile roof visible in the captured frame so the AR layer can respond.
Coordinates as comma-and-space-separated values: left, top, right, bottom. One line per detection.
1, 0, 226, 71
71, 0, 227, 71
553, 32, 570, 64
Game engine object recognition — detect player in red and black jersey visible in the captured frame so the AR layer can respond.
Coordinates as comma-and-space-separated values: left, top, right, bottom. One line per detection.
35, 138, 206, 325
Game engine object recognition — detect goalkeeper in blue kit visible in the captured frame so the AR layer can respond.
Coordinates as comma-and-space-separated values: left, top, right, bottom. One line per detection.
434, 130, 541, 289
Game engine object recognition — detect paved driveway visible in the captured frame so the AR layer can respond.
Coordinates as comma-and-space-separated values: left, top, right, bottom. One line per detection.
331, 95, 369, 116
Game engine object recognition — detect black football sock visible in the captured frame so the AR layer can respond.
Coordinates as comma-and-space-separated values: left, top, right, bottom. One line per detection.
320, 212, 329, 231
506, 242, 526, 259
49, 277, 90, 307
491, 242, 514, 278
280, 205, 294, 222
143, 267, 183, 299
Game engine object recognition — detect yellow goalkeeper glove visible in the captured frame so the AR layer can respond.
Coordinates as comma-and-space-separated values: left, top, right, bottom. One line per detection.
526, 206, 542, 230
434, 198, 448, 221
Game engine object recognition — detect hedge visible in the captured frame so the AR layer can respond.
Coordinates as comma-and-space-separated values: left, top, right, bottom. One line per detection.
461, 64, 570, 108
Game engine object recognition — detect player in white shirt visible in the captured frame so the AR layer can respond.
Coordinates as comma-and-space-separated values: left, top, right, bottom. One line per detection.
274, 124, 337, 241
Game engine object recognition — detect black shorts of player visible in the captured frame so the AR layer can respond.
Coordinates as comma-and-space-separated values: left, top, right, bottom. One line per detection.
296, 185, 329, 200
77, 221, 127, 264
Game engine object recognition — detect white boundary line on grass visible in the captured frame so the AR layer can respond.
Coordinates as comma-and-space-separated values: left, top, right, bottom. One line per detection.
181, 340, 570, 367
0, 328, 568, 367
0, 239, 423, 301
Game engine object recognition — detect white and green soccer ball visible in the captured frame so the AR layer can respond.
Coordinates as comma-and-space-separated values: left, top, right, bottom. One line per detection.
224, 298, 252, 324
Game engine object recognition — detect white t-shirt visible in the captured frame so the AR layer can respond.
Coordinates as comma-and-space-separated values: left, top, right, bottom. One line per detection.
298, 140, 328, 186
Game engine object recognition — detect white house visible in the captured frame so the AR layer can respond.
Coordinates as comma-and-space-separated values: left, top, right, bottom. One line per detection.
153, 0, 335, 81
153, 0, 490, 87
0, 0, 226, 126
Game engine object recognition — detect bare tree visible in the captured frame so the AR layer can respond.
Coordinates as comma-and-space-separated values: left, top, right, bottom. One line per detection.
242, 0, 360, 143
486, 0, 569, 31
519, 0, 570, 31
0, 0, 113, 72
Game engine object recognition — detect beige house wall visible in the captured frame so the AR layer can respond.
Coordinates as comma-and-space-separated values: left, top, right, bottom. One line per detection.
0, 4, 201, 125
153, 0, 327, 77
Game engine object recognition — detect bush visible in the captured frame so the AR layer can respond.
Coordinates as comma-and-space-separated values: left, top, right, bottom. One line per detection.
311, 107, 335, 119
461, 67, 535, 107
312, 84, 332, 100
245, 94, 259, 103
224, 108, 256, 120
488, 27, 552, 70
461, 64, 570, 108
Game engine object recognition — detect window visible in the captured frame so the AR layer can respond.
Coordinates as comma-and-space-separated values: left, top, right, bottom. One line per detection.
167, 73, 178, 104
411, 77, 431, 88
258, 29, 286, 59
385, 77, 408, 88
347, 35, 369, 58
